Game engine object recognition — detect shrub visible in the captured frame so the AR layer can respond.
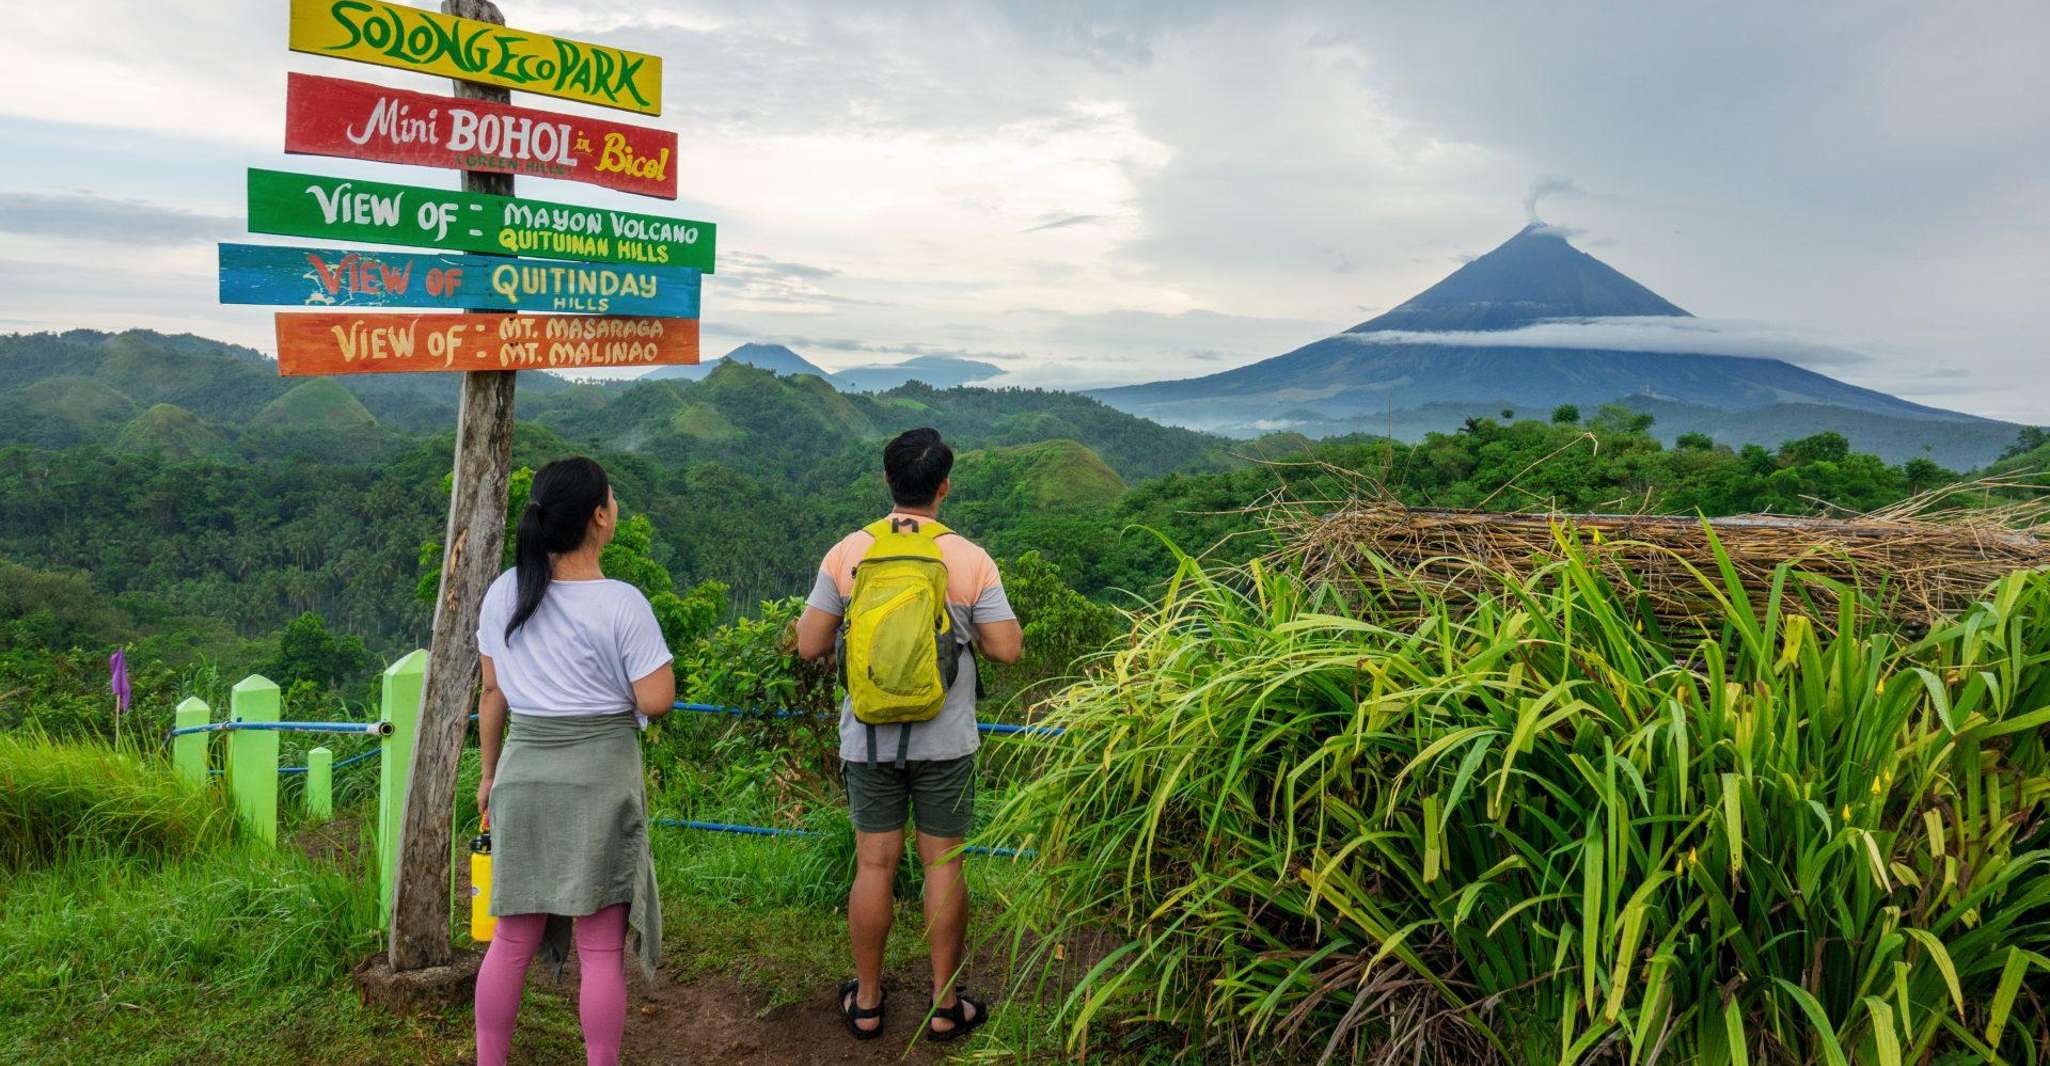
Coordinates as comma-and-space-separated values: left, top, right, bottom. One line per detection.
647, 597, 839, 808
984, 550, 1126, 708
990, 543, 2050, 1064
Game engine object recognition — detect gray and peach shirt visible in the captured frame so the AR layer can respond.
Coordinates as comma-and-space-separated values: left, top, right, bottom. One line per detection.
806, 514, 1016, 762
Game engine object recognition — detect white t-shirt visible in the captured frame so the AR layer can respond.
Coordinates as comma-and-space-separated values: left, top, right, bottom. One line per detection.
476, 570, 673, 721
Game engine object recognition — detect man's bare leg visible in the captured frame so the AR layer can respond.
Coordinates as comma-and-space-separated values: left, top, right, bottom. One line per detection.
846, 829, 905, 1032
916, 832, 975, 1033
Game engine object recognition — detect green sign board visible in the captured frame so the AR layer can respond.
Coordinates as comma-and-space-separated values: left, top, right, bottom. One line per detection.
245, 168, 716, 273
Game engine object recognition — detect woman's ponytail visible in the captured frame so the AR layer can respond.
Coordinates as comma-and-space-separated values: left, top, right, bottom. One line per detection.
504, 457, 611, 642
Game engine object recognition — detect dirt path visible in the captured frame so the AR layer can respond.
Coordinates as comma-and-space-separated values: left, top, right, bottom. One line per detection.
622, 970, 953, 1065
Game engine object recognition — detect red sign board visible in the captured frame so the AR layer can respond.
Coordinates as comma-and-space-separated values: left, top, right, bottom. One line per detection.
275, 311, 700, 375
284, 73, 678, 200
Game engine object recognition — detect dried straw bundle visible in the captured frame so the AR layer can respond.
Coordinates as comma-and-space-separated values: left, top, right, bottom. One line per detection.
1275, 480, 2050, 630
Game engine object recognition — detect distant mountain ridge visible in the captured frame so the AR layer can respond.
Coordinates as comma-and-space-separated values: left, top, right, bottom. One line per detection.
643, 342, 835, 382
1091, 225, 2019, 465
834, 354, 1003, 391
646, 343, 1002, 392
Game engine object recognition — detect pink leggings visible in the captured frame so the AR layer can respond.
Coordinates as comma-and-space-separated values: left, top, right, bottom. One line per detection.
475, 903, 629, 1066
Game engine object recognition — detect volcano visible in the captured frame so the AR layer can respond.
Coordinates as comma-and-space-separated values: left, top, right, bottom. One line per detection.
1090, 225, 2018, 467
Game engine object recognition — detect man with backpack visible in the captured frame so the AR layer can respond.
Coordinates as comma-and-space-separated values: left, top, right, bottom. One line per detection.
795, 427, 1022, 1044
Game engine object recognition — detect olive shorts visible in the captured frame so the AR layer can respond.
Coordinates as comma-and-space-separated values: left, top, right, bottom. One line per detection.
842, 755, 976, 839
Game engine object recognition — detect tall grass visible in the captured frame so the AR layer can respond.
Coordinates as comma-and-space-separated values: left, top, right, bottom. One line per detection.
989, 530, 2050, 1064
0, 733, 388, 1063
0, 731, 236, 868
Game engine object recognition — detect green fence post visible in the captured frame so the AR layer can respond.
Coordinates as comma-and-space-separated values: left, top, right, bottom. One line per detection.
379, 649, 429, 926
173, 697, 211, 785
305, 746, 333, 821
228, 675, 281, 845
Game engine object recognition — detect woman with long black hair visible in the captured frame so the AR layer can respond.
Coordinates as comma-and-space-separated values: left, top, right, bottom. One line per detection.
472, 456, 674, 1066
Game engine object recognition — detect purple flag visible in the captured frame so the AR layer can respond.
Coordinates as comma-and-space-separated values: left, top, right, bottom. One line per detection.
109, 648, 131, 715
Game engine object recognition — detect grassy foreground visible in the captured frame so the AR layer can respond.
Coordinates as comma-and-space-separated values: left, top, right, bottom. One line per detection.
990, 535, 2050, 1064
0, 731, 1082, 1064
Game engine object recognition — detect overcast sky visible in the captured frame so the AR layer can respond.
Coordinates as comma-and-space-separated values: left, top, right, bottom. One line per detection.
1, 1, 2045, 419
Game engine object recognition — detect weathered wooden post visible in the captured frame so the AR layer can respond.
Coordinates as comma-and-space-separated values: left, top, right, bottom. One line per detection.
173, 697, 210, 785
227, 676, 281, 844
305, 747, 333, 821
379, 649, 428, 926
386, 0, 518, 973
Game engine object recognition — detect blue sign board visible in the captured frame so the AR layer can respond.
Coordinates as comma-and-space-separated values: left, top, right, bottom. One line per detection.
217, 243, 701, 317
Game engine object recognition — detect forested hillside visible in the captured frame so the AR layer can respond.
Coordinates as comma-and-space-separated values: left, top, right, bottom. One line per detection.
1, 329, 2035, 713
0, 331, 1238, 656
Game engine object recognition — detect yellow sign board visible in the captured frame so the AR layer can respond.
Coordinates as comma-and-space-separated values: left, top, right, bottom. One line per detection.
288, 0, 662, 115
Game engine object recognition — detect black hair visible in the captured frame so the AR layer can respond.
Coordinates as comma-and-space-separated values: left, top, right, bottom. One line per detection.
505, 456, 611, 641
883, 427, 952, 508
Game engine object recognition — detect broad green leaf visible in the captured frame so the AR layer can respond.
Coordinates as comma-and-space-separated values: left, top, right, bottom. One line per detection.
1855, 830, 1892, 892
1902, 928, 1963, 1018
1421, 793, 1442, 884
1724, 996, 1749, 1066
1583, 834, 1604, 1014
1772, 979, 1849, 1066
1863, 997, 1901, 1066
1982, 947, 2033, 1049
1722, 774, 1744, 875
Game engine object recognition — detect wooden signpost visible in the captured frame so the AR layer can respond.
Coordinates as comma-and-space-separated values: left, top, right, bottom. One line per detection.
286, 73, 678, 199
220, 243, 702, 316
248, 167, 717, 270
224, 0, 709, 986
274, 311, 699, 375
388, 0, 514, 979
287, 0, 662, 114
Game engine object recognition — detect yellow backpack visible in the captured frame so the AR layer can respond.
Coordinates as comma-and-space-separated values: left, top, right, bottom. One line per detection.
836, 517, 961, 766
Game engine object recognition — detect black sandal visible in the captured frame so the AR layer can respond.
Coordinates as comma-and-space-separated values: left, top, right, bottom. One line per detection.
925, 992, 988, 1043
839, 979, 886, 1040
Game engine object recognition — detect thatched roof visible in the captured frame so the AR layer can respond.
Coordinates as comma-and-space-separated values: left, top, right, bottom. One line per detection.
1275, 481, 2050, 630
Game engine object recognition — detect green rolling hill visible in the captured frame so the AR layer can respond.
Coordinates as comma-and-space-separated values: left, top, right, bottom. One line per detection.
952, 439, 1127, 512
255, 379, 378, 432
113, 404, 235, 462
9, 377, 137, 447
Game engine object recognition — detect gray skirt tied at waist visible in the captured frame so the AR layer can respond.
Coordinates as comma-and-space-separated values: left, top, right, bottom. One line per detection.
489, 711, 661, 981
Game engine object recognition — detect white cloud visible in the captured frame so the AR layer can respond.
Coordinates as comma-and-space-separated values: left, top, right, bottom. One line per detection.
0, 191, 236, 244
1343, 316, 1872, 369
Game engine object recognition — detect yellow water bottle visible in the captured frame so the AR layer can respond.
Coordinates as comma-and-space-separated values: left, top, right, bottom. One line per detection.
469, 816, 496, 943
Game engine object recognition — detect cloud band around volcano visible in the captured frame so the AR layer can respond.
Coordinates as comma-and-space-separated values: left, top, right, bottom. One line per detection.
1343, 316, 1871, 369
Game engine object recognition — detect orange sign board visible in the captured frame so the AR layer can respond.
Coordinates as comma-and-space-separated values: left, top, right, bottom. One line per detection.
275, 311, 699, 375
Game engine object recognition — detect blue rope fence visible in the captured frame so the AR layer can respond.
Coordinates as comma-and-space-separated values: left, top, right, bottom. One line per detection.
178, 703, 1063, 770
166, 720, 393, 738
175, 703, 1058, 855
651, 818, 1034, 859
173, 720, 395, 777
673, 702, 1065, 736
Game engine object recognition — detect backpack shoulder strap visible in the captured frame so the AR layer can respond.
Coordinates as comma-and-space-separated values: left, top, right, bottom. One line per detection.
861, 516, 955, 542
